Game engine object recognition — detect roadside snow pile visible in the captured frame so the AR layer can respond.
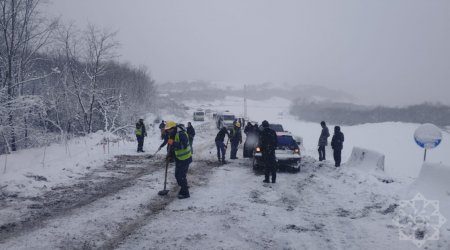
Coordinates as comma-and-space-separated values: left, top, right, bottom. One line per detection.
407, 163, 450, 219
396, 163, 450, 248
346, 147, 385, 172
0, 131, 140, 196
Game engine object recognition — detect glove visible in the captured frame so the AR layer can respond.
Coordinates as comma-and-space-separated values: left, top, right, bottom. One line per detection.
167, 139, 174, 145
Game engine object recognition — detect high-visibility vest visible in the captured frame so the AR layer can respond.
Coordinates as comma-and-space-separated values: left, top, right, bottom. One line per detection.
174, 131, 192, 160
135, 127, 142, 136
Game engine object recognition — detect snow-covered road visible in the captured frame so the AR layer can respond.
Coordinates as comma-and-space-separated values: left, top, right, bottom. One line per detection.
1, 96, 449, 249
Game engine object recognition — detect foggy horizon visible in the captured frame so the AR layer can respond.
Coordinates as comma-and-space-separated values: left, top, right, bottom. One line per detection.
46, 0, 450, 106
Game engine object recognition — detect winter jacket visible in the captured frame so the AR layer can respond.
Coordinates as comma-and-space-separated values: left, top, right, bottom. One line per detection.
215, 127, 229, 142
187, 126, 195, 139
259, 127, 277, 153
244, 124, 253, 135
331, 127, 344, 151
159, 121, 165, 130
138, 121, 147, 137
230, 127, 242, 143
318, 126, 330, 146
167, 128, 192, 162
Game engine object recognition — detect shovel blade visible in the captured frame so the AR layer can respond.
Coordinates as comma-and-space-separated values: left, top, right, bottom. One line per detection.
158, 190, 169, 196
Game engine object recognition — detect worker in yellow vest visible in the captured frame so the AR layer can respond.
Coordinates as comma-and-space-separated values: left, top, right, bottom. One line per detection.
135, 118, 147, 152
165, 121, 192, 199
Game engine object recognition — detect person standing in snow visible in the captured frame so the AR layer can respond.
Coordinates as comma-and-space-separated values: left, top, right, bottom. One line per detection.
259, 120, 278, 183
164, 121, 192, 199
186, 122, 196, 153
229, 122, 242, 159
331, 126, 344, 167
159, 120, 166, 140
215, 127, 230, 163
318, 121, 330, 161
135, 118, 147, 152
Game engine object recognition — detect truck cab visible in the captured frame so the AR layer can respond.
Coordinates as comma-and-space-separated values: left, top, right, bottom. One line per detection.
193, 111, 205, 121
217, 112, 236, 130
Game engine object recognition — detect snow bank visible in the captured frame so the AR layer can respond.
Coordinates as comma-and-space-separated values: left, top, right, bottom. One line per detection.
408, 163, 450, 201
407, 163, 450, 225
345, 147, 385, 172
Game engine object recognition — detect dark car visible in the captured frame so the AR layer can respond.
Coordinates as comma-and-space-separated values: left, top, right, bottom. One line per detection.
252, 131, 301, 172
269, 124, 284, 132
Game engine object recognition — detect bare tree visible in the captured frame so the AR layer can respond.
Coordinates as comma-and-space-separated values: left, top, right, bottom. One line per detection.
84, 24, 118, 133
0, 0, 57, 151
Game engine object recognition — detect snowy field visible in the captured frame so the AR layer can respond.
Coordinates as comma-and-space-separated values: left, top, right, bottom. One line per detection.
1, 96, 449, 249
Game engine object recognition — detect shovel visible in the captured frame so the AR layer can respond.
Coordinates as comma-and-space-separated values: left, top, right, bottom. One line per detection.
146, 147, 162, 159
158, 158, 170, 196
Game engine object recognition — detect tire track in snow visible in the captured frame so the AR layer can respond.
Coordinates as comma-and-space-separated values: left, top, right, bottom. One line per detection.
0, 154, 164, 243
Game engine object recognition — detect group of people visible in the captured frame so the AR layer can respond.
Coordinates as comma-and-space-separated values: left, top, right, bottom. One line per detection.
215, 119, 278, 183
134, 117, 345, 200
318, 121, 345, 167
214, 119, 245, 163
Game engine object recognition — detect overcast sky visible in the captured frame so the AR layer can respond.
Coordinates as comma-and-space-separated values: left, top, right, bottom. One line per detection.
46, 0, 450, 106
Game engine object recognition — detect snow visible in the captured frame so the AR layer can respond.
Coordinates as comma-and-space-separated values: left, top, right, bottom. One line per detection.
407, 163, 450, 221
346, 147, 385, 172
1, 96, 450, 249
414, 123, 443, 149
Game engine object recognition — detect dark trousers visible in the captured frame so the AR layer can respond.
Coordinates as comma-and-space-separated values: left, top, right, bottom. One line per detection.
189, 138, 194, 153
136, 136, 144, 152
333, 149, 342, 167
318, 146, 326, 161
216, 141, 225, 161
230, 141, 239, 159
263, 153, 277, 182
175, 159, 191, 195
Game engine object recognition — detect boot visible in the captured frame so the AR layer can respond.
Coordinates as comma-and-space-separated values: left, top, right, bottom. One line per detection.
177, 193, 190, 199
178, 189, 190, 199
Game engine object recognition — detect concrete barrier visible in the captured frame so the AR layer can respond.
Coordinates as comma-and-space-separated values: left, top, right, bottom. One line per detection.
346, 147, 385, 172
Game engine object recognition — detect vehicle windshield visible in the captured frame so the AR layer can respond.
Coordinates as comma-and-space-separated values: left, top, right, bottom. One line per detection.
277, 135, 296, 147
223, 115, 235, 121
195, 112, 205, 115
269, 124, 284, 132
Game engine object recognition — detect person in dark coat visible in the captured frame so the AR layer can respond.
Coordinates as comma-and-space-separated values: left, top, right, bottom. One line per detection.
318, 121, 330, 161
159, 120, 166, 140
331, 126, 344, 167
165, 121, 192, 199
229, 122, 242, 159
135, 118, 147, 152
244, 122, 253, 135
259, 120, 278, 183
243, 122, 258, 158
186, 122, 196, 153
215, 127, 230, 163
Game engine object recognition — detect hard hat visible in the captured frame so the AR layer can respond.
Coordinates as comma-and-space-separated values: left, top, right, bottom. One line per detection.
165, 120, 177, 130
235, 122, 241, 128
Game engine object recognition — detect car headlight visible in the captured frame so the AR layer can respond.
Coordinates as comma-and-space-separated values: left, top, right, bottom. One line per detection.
294, 148, 299, 154
256, 147, 261, 153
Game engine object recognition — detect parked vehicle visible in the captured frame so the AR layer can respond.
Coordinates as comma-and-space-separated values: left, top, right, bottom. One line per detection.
193, 111, 205, 121
269, 123, 284, 132
216, 111, 236, 130
252, 131, 301, 172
